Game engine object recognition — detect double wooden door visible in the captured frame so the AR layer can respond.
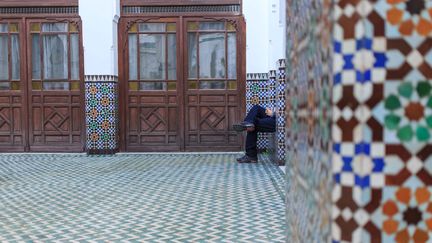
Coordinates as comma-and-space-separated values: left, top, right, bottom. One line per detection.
120, 17, 245, 152
0, 18, 84, 152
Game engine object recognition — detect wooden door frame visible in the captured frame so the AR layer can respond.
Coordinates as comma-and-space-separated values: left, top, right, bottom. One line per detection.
118, 15, 246, 152
0, 18, 28, 152
181, 16, 246, 151
24, 17, 85, 152
118, 16, 185, 152
0, 16, 85, 152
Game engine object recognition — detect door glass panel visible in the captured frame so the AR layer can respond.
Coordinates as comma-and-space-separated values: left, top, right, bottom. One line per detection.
43, 82, 69, 90
70, 34, 79, 80
227, 33, 237, 79
32, 35, 41, 80
200, 81, 225, 90
188, 80, 198, 89
11, 35, 20, 80
167, 82, 176, 91
69, 23, 78, 33
227, 22, 236, 31
0, 82, 9, 90
11, 82, 20, 90
9, 24, 18, 33
128, 34, 138, 80
30, 23, 40, 32
188, 33, 197, 79
199, 22, 224, 31
0, 35, 8, 80
228, 81, 237, 90
167, 23, 176, 32
42, 23, 68, 32
139, 23, 165, 32
167, 34, 176, 80
43, 34, 68, 79
140, 82, 165, 91
199, 33, 225, 79
0, 24, 8, 33
139, 34, 165, 80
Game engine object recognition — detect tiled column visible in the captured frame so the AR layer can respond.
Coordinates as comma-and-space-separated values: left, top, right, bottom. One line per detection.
285, 0, 432, 242
246, 73, 271, 152
275, 59, 287, 165
267, 70, 278, 161
85, 75, 119, 154
284, 0, 334, 241
332, 0, 432, 242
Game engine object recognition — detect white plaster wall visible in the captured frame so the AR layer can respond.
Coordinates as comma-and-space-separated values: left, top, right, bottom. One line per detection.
79, 0, 120, 76
78, 0, 285, 75
268, 0, 286, 69
243, 0, 270, 73
243, 0, 286, 73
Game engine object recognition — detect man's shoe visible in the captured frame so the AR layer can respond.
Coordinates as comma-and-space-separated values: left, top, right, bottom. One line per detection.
237, 155, 258, 163
233, 122, 255, 132
236, 155, 248, 162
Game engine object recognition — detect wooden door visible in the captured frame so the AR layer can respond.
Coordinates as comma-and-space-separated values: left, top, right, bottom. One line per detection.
122, 19, 182, 152
184, 19, 243, 151
26, 19, 84, 152
0, 18, 84, 152
120, 17, 245, 152
0, 20, 26, 152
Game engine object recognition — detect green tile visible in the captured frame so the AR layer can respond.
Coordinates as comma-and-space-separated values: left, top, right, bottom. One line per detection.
397, 125, 414, 141
385, 95, 402, 110
416, 126, 430, 141
397, 82, 413, 98
385, 114, 401, 130
417, 81, 432, 98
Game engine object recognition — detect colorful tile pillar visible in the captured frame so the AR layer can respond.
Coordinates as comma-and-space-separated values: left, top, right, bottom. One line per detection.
331, 0, 432, 242
286, 0, 432, 241
276, 59, 287, 165
246, 73, 271, 152
85, 75, 119, 154
284, 0, 337, 241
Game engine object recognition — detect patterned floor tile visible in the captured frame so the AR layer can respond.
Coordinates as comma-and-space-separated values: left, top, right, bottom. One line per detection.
0, 154, 285, 242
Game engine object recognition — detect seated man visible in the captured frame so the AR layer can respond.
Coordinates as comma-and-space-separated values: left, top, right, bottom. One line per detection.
233, 105, 276, 163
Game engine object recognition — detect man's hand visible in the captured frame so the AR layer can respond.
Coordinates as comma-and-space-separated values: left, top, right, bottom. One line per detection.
265, 108, 273, 117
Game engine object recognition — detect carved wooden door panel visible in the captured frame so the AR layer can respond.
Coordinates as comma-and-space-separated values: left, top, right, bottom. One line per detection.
120, 17, 245, 152
0, 20, 26, 152
184, 19, 243, 151
0, 18, 84, 152
26, 19, 84, 152
122, 19, 182, 151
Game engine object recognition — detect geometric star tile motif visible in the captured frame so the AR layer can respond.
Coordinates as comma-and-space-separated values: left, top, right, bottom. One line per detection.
285, 0, 333, 241
334, 38, 388, 85
378, 80, 432, 147
246, 73, 271, 151
85, 76, 119, 153
380, 187, 432, 242
289, 0, 432, 241
334, 142, 385, 189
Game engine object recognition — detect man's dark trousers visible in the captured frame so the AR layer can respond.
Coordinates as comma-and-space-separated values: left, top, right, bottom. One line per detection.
244, 105, 276, 159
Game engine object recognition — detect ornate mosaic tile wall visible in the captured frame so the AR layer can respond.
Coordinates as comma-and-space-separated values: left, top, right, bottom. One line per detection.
246, 70, 287, 164
246, 73, 271, 151
85, 75, 119, 154
285, 0, 432, 242
332, 0, 432, 242
285, 0, 333, 241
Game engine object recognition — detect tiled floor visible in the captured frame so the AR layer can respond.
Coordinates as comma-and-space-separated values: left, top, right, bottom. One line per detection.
0, 154, 285, 242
